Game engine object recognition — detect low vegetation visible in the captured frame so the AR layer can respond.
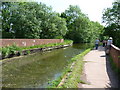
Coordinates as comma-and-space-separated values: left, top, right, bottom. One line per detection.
0, 40, 73, 59
48, 48, 91, 88
21, 40, 73, 50
0, 44, 22, 58
60, 48, 91, 88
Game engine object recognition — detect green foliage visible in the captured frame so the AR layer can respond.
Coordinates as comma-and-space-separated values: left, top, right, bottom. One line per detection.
48, 75, 64, 88
1, 47, 10, 58
1, 40, 73, 59
48, 48, 91, 88
61, 48, 91, 88
8, 43, 22, 54
22, 40, 73, 50
26, 50, 30, 54
102, 0, 120, 47
1, 2, 67, 39
55, 36, 63, 39
1, 2, 104, 44
61, 5, 104, 43
1, 44, 21, 58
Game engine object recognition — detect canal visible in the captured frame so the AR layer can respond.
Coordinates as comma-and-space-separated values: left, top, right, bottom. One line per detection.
2, 43, 91, 88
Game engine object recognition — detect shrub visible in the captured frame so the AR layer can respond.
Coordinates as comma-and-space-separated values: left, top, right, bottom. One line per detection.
2, 47, 10, 58
2, 44, 22, 58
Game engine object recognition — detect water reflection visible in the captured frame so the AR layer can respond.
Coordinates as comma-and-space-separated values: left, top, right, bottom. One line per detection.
2, 43, 90, 88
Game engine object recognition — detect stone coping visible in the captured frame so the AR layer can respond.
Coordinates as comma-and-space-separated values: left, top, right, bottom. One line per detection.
111, 44, 120, 51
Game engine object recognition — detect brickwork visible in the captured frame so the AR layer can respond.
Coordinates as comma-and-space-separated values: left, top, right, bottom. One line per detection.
110, 44, 120, 69
0, 39, 64, 47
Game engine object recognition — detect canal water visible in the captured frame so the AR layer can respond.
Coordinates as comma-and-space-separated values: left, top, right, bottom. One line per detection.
2, 43, 91, 88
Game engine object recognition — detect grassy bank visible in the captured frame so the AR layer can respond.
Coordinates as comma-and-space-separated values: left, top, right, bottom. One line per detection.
21, 40, 73, 50
48, 48, 91, 88
0, 40, 73, 59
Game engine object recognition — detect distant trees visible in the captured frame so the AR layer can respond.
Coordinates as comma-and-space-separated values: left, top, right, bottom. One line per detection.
1, 2, 104, 43
102, 0, 120, 47
61, 5, 104, 43
1, 2, 67, 39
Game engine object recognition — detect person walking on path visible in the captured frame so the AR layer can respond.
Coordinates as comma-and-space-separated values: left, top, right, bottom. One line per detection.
78, 46, 119, 88
106, 37, 113, 54
102, 40, 107, 47
107, 37, 113, 49
95, 38, 100, 50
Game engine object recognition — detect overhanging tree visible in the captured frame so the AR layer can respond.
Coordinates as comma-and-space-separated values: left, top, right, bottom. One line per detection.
102, 0, 120, 47
61, 5, 104, 43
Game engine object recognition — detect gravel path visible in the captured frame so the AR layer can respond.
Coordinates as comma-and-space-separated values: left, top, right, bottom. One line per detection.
78, 46, 119, 88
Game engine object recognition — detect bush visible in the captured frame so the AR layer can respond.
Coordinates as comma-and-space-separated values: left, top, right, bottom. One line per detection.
2, 47, 10, 58
1, 44, 22, 58
1, 40, 73, 59
8, 44, 22, 54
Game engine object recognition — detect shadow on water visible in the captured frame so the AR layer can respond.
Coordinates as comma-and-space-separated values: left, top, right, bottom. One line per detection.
2, 43, 91, 88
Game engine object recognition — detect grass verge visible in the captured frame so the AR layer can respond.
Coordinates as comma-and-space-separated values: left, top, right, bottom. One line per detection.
47, 48, 91, 88
21, 40, 73, 50
0, 40, 73, 59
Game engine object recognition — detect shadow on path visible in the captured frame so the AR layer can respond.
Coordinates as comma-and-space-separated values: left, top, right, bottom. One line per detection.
97, 46, 119, 88
99, 46, 119, 88
78, 46, 119, 88
105, 55, 120, 88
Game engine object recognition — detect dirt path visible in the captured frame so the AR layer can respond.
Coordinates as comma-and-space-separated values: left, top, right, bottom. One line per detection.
78, 46, 119, 88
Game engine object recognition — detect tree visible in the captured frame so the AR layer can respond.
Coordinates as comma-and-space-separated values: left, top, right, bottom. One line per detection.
61, 5, 104, 43
40, 12, 67, 39
1, 2, 67, 39
102, 0, 120, 47
61, 5, 88, 42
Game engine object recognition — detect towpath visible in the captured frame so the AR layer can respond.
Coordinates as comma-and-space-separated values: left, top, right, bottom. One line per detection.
78, 46, 119, 88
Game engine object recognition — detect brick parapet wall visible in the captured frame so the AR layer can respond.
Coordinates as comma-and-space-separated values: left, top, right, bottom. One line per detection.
0, 39, 64, 47
110, 44, 120, 69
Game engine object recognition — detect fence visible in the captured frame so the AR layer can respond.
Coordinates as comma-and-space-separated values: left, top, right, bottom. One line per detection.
110, 44, 120, 69
0, 39, 64, 47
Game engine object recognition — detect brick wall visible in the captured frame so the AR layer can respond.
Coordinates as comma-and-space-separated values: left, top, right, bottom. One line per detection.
110, 44, 120, 69
0, 39, 64, 47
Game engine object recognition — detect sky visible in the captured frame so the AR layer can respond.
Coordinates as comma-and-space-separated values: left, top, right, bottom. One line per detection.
35, 0, 114, 25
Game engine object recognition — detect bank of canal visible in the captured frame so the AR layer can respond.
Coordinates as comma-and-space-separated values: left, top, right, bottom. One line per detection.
2, 43, 91, 88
